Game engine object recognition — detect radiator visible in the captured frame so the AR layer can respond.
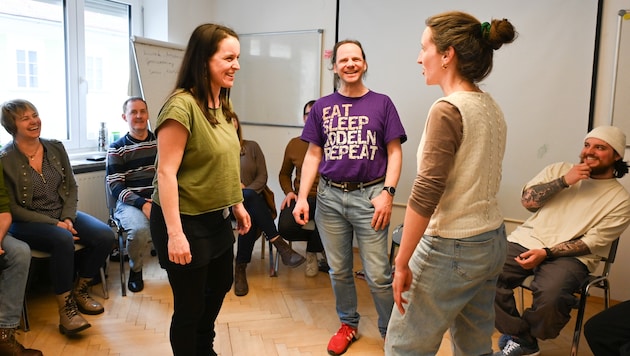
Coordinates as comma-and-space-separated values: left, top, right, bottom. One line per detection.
75, 171, 109, 223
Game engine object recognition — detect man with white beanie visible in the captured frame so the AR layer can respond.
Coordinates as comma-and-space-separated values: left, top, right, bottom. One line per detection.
494, 126, 630, 356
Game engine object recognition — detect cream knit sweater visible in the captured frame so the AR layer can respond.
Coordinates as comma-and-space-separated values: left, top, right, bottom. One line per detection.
420, 91, 506, 238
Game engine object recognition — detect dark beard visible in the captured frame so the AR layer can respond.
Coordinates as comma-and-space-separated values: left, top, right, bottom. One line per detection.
589, 165, 612, 176
580, 156, 614, 177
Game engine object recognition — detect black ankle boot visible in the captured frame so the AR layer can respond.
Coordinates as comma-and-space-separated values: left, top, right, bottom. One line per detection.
128, 269, 144, 293
234, 263, 248, 296
271, 237, 306, 268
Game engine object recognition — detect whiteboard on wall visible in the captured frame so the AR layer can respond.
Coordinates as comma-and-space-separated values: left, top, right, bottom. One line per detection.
231, 30, 323, 127
339, 0, 600, 220
611, 10, 630, 136
131, 36, 185, 129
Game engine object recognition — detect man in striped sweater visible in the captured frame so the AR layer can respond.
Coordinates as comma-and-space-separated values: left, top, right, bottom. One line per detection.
106, 97, 157, 293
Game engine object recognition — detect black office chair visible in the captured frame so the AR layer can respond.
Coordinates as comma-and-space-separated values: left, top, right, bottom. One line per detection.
389, 223, 403, 266
518, 237, 620, 356
105, 181, 127, 297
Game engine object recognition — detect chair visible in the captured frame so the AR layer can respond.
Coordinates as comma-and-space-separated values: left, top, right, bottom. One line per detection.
389, 223, 403, 266
105, 181, 127, 297
21, 243, 108, 332
518, 237, 619, 356
261, 186, 280, 277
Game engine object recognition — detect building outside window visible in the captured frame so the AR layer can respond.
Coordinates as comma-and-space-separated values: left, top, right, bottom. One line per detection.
0, 0, 136, 150
16, 50, 39, 89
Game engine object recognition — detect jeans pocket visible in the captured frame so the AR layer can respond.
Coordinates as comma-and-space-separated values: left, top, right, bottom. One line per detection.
453, 234, 503, 281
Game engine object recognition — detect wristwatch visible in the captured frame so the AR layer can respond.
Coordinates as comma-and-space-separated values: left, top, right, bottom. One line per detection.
543, 247, 554, 260
383, 186, 396, 196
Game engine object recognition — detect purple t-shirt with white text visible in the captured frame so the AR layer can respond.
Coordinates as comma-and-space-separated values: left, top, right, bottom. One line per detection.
301, 90, 406, 182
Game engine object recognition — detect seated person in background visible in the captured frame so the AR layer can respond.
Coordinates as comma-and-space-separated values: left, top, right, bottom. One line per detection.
494, 126, 630, 356
0, 162, 43, 356
106, 97, 156, 293
278, 100, 327, 277
233, 116, 305, 296
584, 299, 630, 356
0, 99, 113, 336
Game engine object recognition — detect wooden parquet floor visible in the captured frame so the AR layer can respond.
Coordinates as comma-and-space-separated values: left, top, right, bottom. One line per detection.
15, 239, 603, 355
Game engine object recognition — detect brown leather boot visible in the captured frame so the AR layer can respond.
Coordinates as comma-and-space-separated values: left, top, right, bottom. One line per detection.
0, 327, 43, 356
234, 263, 249, 296
72, 277, 104, 315
56, 292, 91, 335
271, 236, 306, 267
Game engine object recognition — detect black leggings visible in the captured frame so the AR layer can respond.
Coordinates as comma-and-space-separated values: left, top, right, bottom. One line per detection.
165, 247, 234, 356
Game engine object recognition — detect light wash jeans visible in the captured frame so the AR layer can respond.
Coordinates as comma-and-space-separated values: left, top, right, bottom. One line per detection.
115, 201, 152, 272
0, 235, 31, 328
315, 180, 393, 337
385, 225, 506, 356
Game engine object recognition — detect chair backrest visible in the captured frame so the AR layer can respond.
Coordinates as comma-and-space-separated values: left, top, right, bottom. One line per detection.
599, 237, 619, 278
104, 178, 117, 214
392, 223, 403, 245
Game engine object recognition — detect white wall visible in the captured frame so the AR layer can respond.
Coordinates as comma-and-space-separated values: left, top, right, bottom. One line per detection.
142, 0, 630, 301
594, 0, 630, 301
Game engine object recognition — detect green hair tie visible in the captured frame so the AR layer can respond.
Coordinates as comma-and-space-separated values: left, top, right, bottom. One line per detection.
481, 22, 491, 39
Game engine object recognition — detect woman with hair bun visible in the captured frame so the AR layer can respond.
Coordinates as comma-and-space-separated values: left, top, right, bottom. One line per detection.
385, 11, 517, 355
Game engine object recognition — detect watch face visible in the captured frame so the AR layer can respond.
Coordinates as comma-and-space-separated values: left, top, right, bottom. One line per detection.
384, 186, 395, 195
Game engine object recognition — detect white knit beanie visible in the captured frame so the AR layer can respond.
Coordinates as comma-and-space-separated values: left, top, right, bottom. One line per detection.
585, 126, 626, 159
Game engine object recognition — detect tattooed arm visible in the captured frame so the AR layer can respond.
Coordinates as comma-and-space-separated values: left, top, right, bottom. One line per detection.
548, 239, 591, 258
515, 238, 591, 270
521, 162, 593, 212
521, 177, 567, 212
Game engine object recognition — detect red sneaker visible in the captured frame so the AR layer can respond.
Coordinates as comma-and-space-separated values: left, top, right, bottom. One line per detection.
327, 323, 358, 355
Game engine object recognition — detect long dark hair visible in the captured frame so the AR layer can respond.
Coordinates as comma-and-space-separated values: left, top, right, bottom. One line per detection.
175, 23, 239, 126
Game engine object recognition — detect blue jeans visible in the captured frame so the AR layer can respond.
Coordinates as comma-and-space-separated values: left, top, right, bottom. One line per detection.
115, 201, 152, 272
9, 211, 114, 294
0, 235, 31, 328
236, 188, 280, 264
315, 180, 393, 337
385, 226, 506, 356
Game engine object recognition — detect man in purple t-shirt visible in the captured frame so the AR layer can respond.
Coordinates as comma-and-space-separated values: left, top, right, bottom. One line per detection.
293, 40, 406, 355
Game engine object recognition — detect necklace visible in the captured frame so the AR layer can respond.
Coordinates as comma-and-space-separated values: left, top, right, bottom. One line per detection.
26, 144, 40, 160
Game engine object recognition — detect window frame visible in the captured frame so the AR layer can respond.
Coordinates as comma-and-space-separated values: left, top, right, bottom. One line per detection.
0, 0, 142, 152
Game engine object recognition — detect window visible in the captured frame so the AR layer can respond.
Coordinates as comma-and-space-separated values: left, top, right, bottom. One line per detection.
0, 0, 135, 150
16, 50, 39, 88
86, 56, 104, 92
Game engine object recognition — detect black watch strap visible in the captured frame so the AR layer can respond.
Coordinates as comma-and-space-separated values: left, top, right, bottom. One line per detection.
383, 186, 395, 196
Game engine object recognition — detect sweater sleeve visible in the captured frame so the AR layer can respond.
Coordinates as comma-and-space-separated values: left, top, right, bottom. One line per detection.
55, 141, 79, 222
106, 138, 148, 209
408, 101, 463, 217
244, 141, 268, 193
279, 138, 297, 195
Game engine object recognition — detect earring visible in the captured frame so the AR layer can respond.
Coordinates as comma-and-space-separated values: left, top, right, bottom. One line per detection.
442, 63, 448, 69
